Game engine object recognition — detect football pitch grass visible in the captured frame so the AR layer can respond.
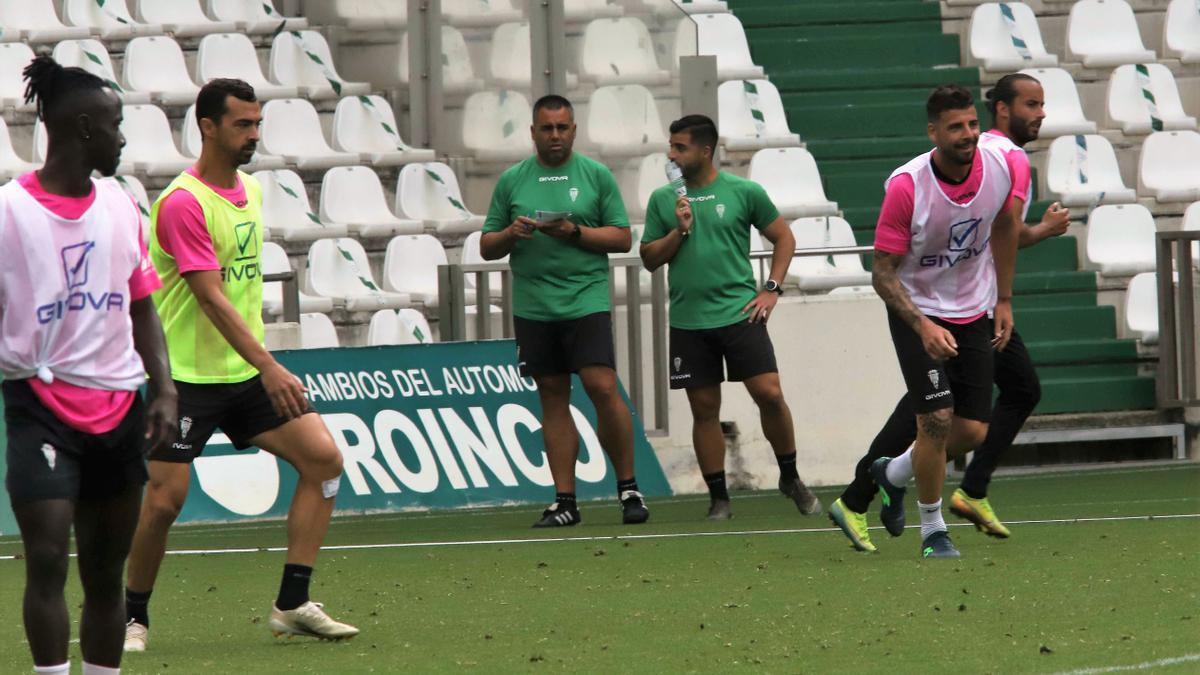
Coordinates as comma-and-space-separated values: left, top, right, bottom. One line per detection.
0, 464, 1195, 674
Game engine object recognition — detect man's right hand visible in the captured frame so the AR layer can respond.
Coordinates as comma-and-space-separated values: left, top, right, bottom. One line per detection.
508, 216, 536, 241
260, 360, 308, 420
918, 318, 959, 360
675, 196, 693, 233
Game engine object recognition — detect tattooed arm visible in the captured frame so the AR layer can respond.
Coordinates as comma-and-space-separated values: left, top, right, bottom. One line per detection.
872, 251, 958, 360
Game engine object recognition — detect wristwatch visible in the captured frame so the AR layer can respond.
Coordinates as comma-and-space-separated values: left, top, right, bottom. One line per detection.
677, 226, 690, 239
764, 279, 783, 295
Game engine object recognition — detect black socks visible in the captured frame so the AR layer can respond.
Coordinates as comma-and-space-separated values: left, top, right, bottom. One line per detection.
276, 564, 313, 611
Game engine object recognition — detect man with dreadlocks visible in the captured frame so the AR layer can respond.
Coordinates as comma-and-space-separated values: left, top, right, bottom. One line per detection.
0, 55, 178, 674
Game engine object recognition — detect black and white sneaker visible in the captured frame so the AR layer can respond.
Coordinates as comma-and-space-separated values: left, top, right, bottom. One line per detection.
532, 502, 581, 528
620, 490, 649, 524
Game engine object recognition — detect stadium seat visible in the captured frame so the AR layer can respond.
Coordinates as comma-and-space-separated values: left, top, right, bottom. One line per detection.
260, 99, 360, 170
382, 234, 459, 307
617, 153, 668, 220
1123, 272, 1159, 344
299, 312, 340, 349
462, 90, 534, 164
0, 118, 38, 181
747, 148, 838, 219
134, 0, 236, 36
1138, 131, 1200, 203
786, 217, 871, 291
0, 43, 36, 111
118, 105, 194, 176
579, 18, 671, 87
1017, 68, 1097, 137
367, 308, 433, 345
442, 0, 521, 27
486, 24, 581, 91
305, 238, 409, 311
254, 169, 349, 242
664, 0, 729, 15
123, 36, 200, 106
52, 40, 152, 104
302, 0, 406, 30
584, 85, 667, 158
269, 30, 370, 100
33, 121, 47, 164
968, 3, 1058, 71
611, 223, 653, 297
1066, 0, 1156, 68
206, 0, 308, 34
1164, 0, 1200, 63
1044, 134, 1137, 207
398, 26, 483, 95
461, 230, 507, 299
674, 14, 765, 81
331, 95, 436, 166
320, 166, 423, 238
181, 104, 287, 171
565, 0, 624, 21
1106, 64, 1198, 135
1085, 204, 1157, 275
394, 162, 486, 235
63, 0, 163, 40
108, 175, 152, 238
196, 33, 300, 100
262, 241, 335, 317
0, 0, 91, 43
717, 79, 801, 151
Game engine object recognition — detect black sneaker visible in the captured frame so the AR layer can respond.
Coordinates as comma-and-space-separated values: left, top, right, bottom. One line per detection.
619, 490, 649, 524
778, 476, 822, 515
869, 457, 907, 537
532, 502, 581, 528
706, 498, 732, 521
921, 529, 961, 559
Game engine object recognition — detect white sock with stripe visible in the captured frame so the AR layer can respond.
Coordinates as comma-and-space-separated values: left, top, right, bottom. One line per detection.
919, 499, 947, 540
884, 444, 915, 486
33, 664, 70, 674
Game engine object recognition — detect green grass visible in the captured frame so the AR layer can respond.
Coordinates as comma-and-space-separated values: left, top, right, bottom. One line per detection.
0, 466, 1196, 673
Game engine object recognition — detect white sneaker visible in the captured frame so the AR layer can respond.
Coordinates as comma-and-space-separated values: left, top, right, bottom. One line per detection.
124, 620, 148, 652
269, 601, 359, 640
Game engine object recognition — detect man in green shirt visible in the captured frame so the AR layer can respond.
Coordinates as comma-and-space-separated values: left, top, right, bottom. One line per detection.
481, 95, 648, 527
641, 115, 821, 521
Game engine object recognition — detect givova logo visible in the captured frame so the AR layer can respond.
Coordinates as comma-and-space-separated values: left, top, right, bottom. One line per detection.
37, 240, 125, 324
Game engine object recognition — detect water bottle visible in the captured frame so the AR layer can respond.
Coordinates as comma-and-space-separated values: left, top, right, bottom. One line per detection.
665, 160, 687, 198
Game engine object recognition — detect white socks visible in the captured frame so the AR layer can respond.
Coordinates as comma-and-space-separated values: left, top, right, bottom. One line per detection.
34, 661, 120, 673
919, 499, 947, 540
82, 664, 119, 675
33, 664, 69, 675
884, 444, 915, 486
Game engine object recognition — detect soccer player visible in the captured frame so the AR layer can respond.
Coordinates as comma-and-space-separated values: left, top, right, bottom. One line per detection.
480, 94, 649, 527
829, 75, 1069, 553
0, 56, 177, 675
639, 115, 822, 521
123, 79, 357, 650
828, 86, 1021, 558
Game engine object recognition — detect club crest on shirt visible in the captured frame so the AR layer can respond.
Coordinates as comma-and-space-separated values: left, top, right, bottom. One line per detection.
716, 204, 726, 219
569, 187, 579, 203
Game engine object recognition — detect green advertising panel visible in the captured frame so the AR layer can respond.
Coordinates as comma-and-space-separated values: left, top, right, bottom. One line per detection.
0, 340, 670, 532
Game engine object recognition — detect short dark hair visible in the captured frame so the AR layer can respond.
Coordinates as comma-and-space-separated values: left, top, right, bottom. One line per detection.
985, 73, 1040, 120
926, 84, 975, 123
532, 94, 573, 122
669, 114, 719, 151
195, 78, 257, 127
23, 54, 109, 122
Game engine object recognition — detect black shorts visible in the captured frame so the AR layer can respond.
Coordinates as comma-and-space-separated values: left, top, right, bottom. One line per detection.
513, 312, 616, 377
3, 379, 148, 506
669, 318, 779, 390
887, 309, 994, 422
152, 375, 314, 463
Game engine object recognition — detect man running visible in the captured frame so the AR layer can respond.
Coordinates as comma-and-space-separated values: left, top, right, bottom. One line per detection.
640, 114, 822, 521
829, 75, 1069, 552
0, 55, 177, 675
123, 79, 357, 651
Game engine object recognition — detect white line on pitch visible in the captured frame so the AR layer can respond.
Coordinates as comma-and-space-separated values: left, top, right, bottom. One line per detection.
1050, 652, 1200, 674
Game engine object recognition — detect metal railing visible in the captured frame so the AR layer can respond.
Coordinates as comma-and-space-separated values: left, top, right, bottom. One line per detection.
265, 270, 301, 324
1155, 231, 1200, 408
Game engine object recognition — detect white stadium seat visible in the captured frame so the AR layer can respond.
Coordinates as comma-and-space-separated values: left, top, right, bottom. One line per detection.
1017, 68, 1097, 137
748, 148, 838, 219
461, 230, 507, 299
181, 104, 286, 171
118, 105, 194, 176
53, 40, 151, 104
674, 14, 764, 81
63, 0, 163, 40
108, 175, 153, 238
368, 308, 433, 346
664, 0, 729, 15
617, 153, 668, 220
305, 238, 409, 311
1138, 131, 1200, 203
1107, 64, 1197, 135
0, 118, 38, 181
331, 95, 436, 166
1164, 0, 1200, 63
1085, 204, 1157, 275
320, 166, 423, 239
260, 99, 360, 170
299, 313, 340, 349
382, 234, 456, 307
33, 121, 47, 164
969, 2, 1058, 71
717, 79, 801, 151
1066, 0, 1156, 68
1183, 201, 1200, 262
461, 90, 535, 163
254, 169, 349, 242
488, 23, 532, 89
303, 0, 406, 30
1044, 134, 1137, 207
786, 217, 871, 292
0, 43, 37, 111
565, 0, 624, 21
580, 18, 671, 87
612, 223, 653, 296
1124, 272, 1159, 344
442, 0, 522, 28
394, 162, 485, 236
262, 242, 335, 317
269, 30, 370, 100
135, 0, 236, 37
399, 27, 483, 95
584, 85, 667, 158
196, 33, 300, 100
123, 36, 200, 106
0, 0, 91, 43
206, 0, 307, 34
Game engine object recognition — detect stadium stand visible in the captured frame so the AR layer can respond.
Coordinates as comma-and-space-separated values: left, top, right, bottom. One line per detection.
1106, 64, 1197, 135
123, 36, 202, 106
674, 13, 764, 81
1065, 0, 1156, 68
255, 169, 349, 242
262, 241, 335, 317
968, 2, 1058, 71
62, 0, 164, 40
393, 162, 484, 236
716, 79, 801, 150
1085, 204, 1158, 275
367, 308, 433, 346
206, 0, 307, 33
319, 165, 424, 238
580, 18, 672, 87
299, 312, 340, 348
1138, 130, 1200, 203
746, 148, 838, 219
305, 238, 408, 311
134, 0, 238, 37
785, 216, 871, 292
117, 105, 194, 176
382, 234, 452, 307
0, 0, 91, 43
1044, 134, 1138, 206
1123, 272, 1160, 345
195, 33, 301, 100
1017, 67, 1097, 137
1164, 0, 1200, 63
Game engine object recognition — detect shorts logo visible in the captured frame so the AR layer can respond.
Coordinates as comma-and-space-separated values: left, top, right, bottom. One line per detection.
569, 187, 579, 203
927, 369, 940, 388
41, 443, 56, 471
61, 240, 96, 289
179, 416, 193, 439
673, 356, 682, 371
715, 204, 726, 219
